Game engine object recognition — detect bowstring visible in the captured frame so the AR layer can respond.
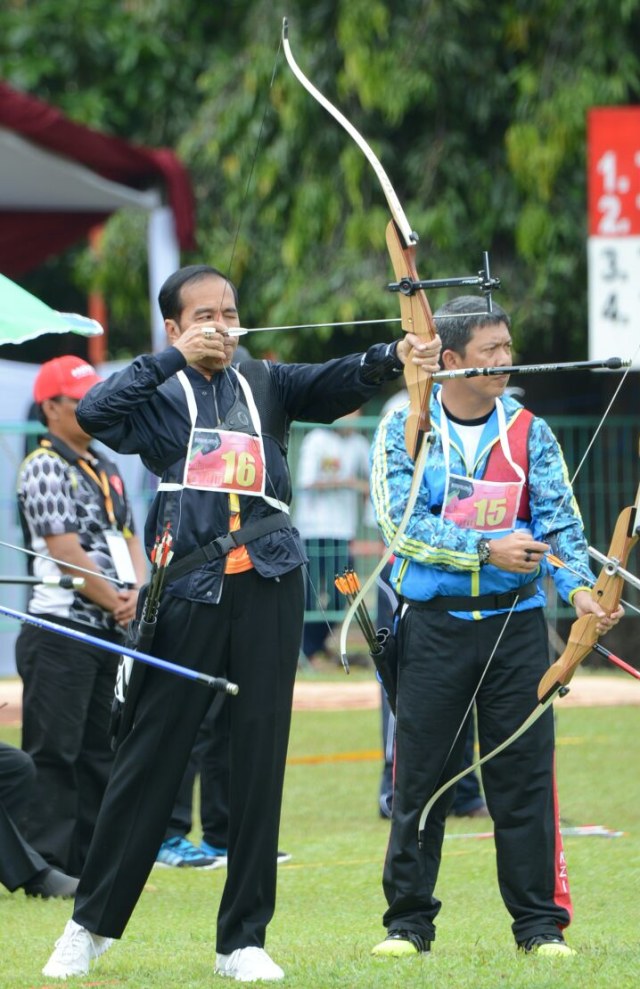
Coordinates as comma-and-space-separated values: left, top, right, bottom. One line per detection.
545, 342, 639, 533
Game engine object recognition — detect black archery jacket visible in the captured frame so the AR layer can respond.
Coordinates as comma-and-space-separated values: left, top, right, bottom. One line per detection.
76, 343, 403, 605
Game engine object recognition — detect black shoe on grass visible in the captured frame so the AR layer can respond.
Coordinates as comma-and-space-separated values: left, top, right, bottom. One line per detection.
517, 934, 576, 957
23, 867, 79, 899
371, 929, 431, 957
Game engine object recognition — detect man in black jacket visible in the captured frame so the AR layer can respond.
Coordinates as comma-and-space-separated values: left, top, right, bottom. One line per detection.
43, 264, 440, 983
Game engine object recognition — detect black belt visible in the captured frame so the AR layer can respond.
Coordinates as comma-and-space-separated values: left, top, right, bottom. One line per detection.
403, 580, 538, 613
165, 512, 291, 584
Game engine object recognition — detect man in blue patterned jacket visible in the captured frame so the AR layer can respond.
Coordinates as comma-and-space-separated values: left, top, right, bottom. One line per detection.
369, 296, 622, 961
42, 264, 441, 984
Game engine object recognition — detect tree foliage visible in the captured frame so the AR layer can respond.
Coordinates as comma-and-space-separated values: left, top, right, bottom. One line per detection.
1, 0, 639, 363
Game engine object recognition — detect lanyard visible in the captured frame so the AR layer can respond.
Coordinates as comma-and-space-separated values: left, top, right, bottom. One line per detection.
439, 395, 525, 533
439, 393, 525, 485
76, 460, 117, 527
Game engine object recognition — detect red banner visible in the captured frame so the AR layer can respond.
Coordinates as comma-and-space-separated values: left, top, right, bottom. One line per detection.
588, 107, 640, 237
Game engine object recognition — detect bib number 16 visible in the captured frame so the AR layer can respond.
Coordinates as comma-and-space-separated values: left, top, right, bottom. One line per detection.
221, 450, 257, 488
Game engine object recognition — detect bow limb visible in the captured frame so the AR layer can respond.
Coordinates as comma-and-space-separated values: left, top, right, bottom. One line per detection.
282, 19, 438, 665
385, 222, 437, 460
282, 19, 414, 246
281, 19, 437, 461
417, 687, 560, 843
537, 480, 640, 700
418, 604, 640, 847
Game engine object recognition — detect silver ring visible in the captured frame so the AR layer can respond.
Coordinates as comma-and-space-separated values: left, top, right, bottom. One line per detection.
203, 329, 214, 341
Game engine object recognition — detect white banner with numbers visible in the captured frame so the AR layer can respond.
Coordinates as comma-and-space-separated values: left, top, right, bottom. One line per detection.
587, 108, 640, 368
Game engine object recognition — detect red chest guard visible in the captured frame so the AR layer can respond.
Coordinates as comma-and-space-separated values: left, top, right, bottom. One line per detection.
481, 408, 533, 522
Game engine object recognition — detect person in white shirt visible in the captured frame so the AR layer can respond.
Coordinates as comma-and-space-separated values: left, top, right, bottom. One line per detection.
294, 410, 370, 663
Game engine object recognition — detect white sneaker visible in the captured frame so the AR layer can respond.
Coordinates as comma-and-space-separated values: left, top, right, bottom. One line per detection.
215, 947, 284, 982
42, 919, 114, 979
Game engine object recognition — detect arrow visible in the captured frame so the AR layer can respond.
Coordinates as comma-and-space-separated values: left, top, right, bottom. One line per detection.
433, 357, 631, 380
0, 600, 239, 696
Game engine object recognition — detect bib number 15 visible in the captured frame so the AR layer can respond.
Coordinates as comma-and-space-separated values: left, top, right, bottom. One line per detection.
473, 497, 507, 528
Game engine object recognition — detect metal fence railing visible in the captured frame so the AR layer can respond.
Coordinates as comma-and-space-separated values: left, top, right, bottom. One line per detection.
0, 416, 637, 674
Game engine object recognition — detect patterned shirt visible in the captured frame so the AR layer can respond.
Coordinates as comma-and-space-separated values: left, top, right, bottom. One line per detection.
17, 433, 135, 632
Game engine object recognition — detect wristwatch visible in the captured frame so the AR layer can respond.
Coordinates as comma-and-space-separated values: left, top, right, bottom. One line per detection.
477, 538, 492, 567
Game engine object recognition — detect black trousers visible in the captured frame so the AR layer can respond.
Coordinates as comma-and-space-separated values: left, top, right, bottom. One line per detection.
15, 618, 118, 875
0, 742, 49, 891
379, 696, 484, 817
73, 567, 304, 954
383, 606, 571, 944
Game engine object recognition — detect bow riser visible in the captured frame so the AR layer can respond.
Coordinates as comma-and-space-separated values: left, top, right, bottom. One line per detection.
538, 614, 602, 701
385, 220, 436, 460
537, 494, 639, 700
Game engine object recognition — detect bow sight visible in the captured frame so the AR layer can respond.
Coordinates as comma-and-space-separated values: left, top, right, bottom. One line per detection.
387, 251, 501, 313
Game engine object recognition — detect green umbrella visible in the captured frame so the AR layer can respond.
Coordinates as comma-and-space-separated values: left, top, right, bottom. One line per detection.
0, 272, 103, 344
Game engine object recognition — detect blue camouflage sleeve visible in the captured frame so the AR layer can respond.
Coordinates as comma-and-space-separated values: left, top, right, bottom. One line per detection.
526, 416, 595, 603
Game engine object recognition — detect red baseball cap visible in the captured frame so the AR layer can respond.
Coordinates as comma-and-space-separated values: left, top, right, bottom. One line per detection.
33, 355, 103, 403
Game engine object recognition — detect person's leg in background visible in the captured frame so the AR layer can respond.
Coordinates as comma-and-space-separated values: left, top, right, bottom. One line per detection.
71, 649, 121, 875
155, 696, 224, 869
16, 622, 116, 874
379, 690, 394, 819
301, 538, 350, 665
376, 563, 397, 818
199, 695, 230, 860
301, 538, 326, 662
0, 741, 78, 897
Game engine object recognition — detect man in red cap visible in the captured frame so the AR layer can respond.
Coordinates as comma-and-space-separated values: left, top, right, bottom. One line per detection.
15, 356, 147, 877
32, 355, 104, 404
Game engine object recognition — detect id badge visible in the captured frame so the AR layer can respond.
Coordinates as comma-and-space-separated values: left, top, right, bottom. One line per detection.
104, 530, 137, 585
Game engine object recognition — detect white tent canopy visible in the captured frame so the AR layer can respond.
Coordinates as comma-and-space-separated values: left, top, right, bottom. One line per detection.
0, 126, 162, 211
0, 81, 195, 352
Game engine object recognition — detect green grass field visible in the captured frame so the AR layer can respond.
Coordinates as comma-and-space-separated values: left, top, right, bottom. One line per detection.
1, 693, 638, 988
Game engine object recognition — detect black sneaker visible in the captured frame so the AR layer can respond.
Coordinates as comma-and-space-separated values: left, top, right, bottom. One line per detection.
371, 929, 431, 956
517, 934, 576, 957
23, 867, 79, 899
